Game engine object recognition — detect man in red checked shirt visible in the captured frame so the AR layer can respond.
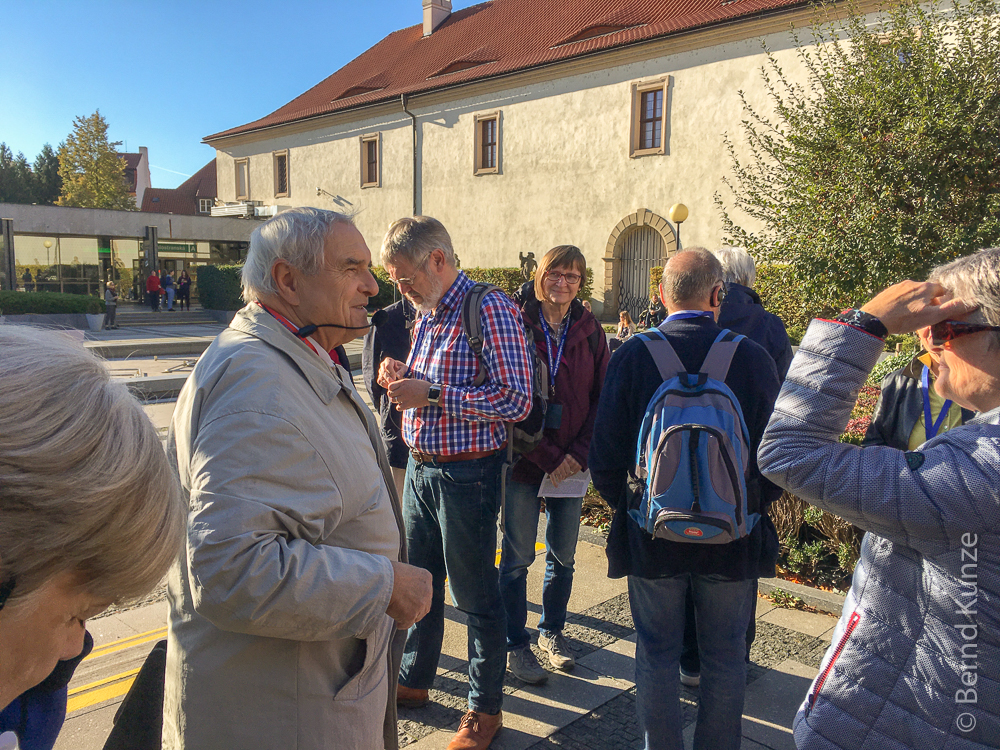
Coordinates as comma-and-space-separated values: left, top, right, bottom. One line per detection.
377, 216, 533, 750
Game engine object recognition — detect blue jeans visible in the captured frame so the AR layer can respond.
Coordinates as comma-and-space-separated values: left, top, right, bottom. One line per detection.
629, 574, 755, 750
165, 287, 175, 310
398, 452, 506, 715
498, 479, 582, 649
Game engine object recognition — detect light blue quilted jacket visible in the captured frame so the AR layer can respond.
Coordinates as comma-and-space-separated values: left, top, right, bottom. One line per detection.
758, 320, 1000, 750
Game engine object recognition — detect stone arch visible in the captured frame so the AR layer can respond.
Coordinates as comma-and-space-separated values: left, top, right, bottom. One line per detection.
601, 208, 678, 320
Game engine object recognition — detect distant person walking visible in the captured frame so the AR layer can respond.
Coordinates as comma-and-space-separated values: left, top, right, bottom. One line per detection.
104, 281, 119, 329
146, 271, 161, 312
163, 270, 175, 311
177, 270, 192, 311
22, 268, 34, 292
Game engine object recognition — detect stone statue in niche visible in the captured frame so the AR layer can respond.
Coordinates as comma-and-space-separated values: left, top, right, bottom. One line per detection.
519, 251, 537, 281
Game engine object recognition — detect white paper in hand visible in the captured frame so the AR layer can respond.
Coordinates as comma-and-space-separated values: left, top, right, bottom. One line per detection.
538, 469, 591, 498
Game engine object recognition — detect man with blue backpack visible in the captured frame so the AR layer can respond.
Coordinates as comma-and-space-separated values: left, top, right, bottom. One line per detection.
590, 248, 782, 750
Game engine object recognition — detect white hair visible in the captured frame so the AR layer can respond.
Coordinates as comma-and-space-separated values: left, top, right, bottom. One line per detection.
241, 206, 355, 303
0, 326, 185, 607
712, 246, 757, 288
930, 247, 1000, 348
380, 215, 456, 268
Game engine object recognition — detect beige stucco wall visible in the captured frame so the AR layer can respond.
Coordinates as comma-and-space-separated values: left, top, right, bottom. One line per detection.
212, 20, 817, 307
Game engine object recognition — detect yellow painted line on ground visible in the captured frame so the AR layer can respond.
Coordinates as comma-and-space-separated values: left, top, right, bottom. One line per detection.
494, 542, 546, 567
69, 668, 141, 697
744, 715, 794, 735
85, 628, 167, 662
67, 675, 137, 713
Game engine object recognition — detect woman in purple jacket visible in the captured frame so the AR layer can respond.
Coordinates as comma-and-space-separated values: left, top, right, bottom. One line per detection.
499, 245, 609, 684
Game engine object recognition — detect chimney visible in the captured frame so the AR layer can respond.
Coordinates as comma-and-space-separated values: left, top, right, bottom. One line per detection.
423, 0, 451, 36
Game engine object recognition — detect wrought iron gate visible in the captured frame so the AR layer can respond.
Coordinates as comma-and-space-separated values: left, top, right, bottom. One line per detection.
617, 226, 668, 321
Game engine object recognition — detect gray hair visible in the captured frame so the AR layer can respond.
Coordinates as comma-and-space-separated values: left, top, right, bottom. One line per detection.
661, 247, 725, 306
712, 246, 757, 288
380, 215, 456, 268
241, 207, 355, 303
929, 247, 1000, 348
0, 326, 185, 608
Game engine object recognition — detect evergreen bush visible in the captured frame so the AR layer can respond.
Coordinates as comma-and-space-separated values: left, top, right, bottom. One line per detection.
197, 265, 244, 311
0, 290, 104, 315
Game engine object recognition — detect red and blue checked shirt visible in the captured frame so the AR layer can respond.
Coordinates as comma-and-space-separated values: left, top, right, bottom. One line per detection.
403, 271, 532, 455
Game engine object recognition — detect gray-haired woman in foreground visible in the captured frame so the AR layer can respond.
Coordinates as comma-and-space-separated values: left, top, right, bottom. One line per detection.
758, 248, 1000, 749
0, 326, 185, 725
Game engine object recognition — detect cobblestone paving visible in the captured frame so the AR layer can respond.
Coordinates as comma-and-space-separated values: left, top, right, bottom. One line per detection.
397, 593, 830, 748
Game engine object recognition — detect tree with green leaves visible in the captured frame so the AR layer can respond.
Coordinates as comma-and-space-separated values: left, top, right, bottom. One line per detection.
32, 143, 62, 205
0, 144, 35, 204
717, 0, 1000, 311
57, 110, 136, 211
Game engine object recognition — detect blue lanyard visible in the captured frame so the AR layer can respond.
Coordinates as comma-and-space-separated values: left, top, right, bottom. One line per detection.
921, 365, 953, 440
540, 313, 570, 395
665, 311, 714, 323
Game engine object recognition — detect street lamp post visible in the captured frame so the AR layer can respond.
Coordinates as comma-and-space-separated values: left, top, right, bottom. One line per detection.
668, 203, 689, 250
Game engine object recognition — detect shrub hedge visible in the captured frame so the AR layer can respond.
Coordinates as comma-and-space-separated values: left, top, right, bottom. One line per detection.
0, 291, 104, 315
370, 267, 398, 310
198, 265, 244, 311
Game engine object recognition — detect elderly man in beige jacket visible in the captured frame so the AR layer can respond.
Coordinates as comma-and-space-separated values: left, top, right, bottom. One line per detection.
164, 207, 432, 750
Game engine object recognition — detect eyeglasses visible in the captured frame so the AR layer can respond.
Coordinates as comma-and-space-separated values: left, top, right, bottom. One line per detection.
930, 320, 1000, 346
392, 252, 432, 288
545, 271, 582, 285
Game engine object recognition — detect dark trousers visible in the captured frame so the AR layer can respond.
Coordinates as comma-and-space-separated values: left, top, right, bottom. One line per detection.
147, 291, 159, 311
177, 289, 190, 310
681, 579, 758, 674
103, 304, 116, 329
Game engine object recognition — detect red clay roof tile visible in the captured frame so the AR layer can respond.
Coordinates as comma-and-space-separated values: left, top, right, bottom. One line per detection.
140, 161, 217, 215
206, 0, 806, 141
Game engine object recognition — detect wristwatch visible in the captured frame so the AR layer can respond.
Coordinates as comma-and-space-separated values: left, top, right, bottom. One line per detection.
427, 384, 442, 406
835, 308, 888, 339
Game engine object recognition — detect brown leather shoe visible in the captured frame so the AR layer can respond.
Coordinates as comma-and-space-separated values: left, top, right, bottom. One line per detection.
446, 710, 503, 750
396, 684, 429, 708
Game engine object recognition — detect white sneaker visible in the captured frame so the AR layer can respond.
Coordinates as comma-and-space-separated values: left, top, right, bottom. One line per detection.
508, 647, 548, 684
538, 632, 575, 671
679, 667, 701, 687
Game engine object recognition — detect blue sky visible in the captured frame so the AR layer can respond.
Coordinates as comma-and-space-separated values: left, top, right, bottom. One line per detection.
2, 0, 480, 188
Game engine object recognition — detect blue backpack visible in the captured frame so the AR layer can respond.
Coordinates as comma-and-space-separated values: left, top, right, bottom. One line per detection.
629, 328, 759, 543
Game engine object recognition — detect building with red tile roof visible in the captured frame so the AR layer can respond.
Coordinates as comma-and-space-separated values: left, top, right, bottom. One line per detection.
141, 161, 218, 216
203, 0, 874, 318
122, 147, 151, 208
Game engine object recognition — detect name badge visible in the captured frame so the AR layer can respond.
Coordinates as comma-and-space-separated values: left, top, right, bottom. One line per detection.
545, 403, 563, 430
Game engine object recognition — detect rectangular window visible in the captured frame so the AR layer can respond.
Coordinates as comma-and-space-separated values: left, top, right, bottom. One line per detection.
640, 90, 663, 150
474, 111, 501, 175
273, 150, 289, 197
630, 77, 670, 157
360, 133, 380, 188
235, 158, 250, 200
198, 198, 213, 214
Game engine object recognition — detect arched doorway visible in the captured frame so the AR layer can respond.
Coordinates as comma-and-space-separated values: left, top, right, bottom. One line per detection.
603, 209, 677, 321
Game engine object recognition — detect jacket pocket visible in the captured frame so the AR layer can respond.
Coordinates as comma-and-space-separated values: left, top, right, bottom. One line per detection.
333, 615, 394, 702
806, 610, 860, 716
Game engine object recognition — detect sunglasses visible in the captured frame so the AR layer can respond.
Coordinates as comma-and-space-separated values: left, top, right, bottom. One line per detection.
930, 320, 1000, 346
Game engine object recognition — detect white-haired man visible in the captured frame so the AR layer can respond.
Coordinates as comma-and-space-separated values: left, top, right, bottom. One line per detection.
377, 216, 533, 750
164, 207, 433, 750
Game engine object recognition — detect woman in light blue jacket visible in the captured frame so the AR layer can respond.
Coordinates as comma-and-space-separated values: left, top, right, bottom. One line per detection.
758, 248, 1000, 750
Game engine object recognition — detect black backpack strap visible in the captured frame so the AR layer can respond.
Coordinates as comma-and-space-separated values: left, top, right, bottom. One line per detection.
698, 329, 745, 382
461, 282, 502, 387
